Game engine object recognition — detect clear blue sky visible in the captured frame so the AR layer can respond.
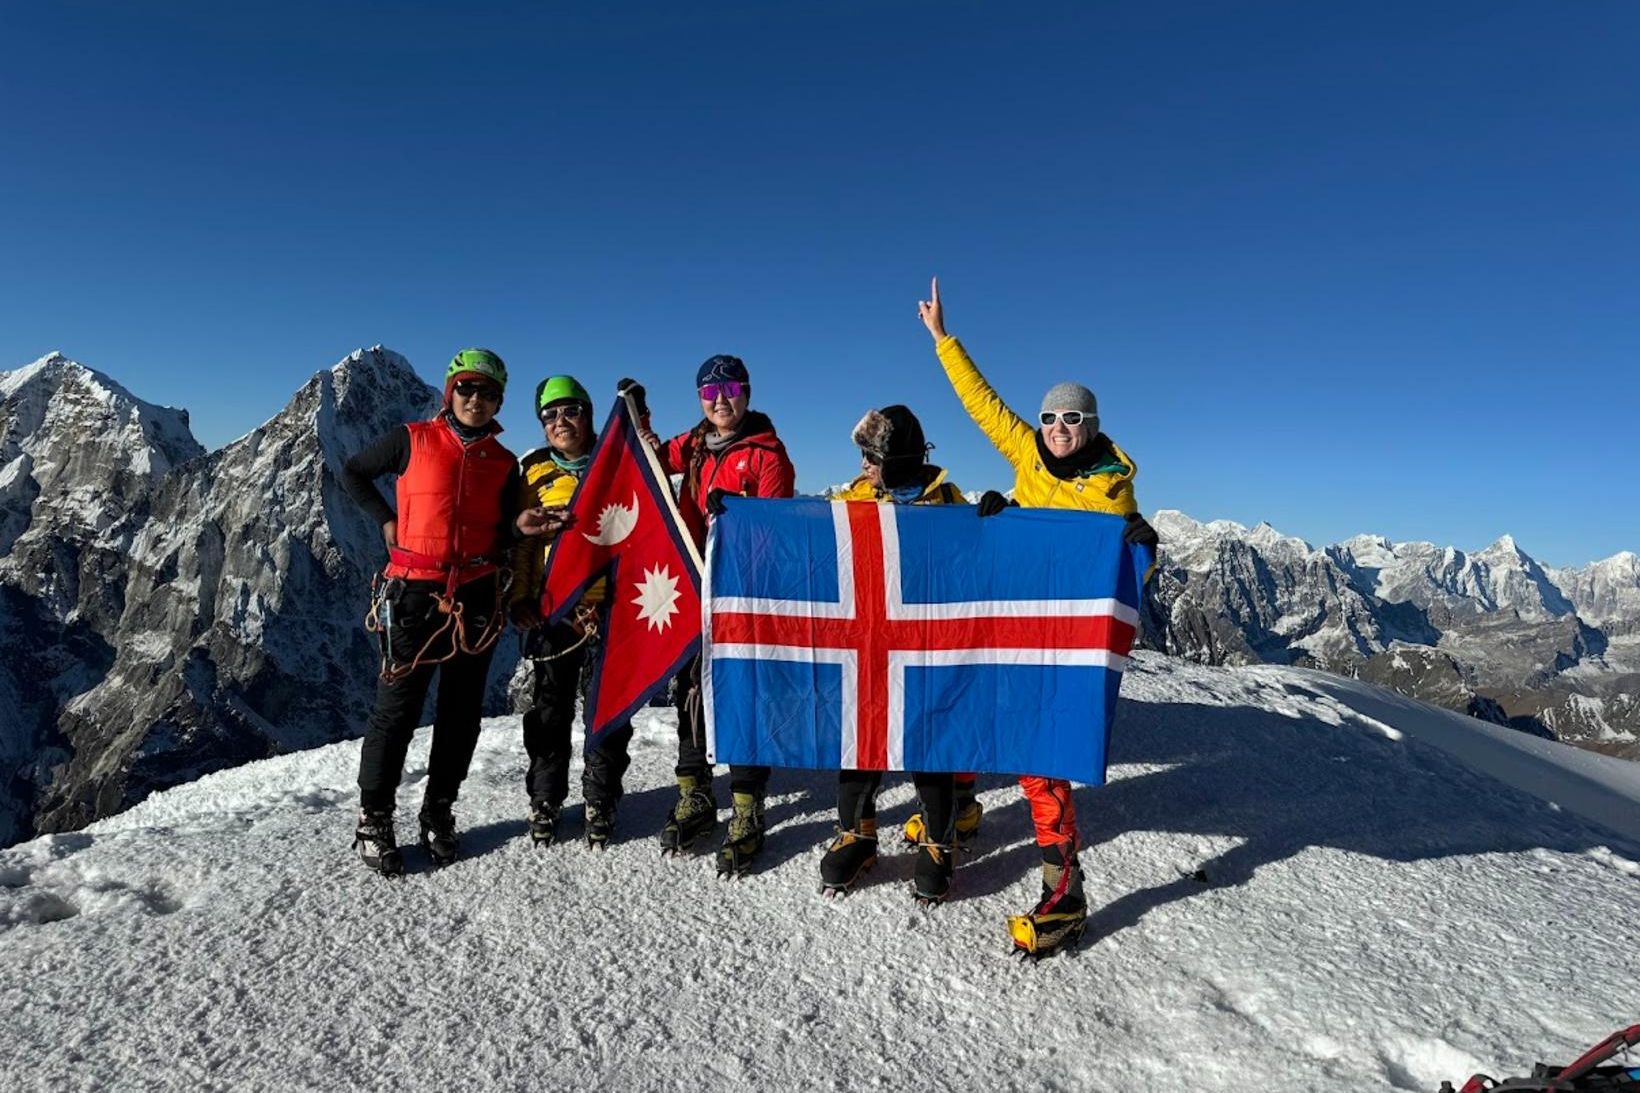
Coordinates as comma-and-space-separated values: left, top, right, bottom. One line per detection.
3, 1, 1637, 565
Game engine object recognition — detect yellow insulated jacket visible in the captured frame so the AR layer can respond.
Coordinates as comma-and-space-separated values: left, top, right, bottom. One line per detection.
935, 336, 1139, 516
834, 465, 966, 505
509, 449, 606, 609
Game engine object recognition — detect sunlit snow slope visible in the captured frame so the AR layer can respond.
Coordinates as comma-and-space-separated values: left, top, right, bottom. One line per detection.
2, 654, 1636, 1092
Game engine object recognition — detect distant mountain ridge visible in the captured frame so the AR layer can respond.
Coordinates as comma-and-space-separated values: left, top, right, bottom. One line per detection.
1145, 510, 1640, 758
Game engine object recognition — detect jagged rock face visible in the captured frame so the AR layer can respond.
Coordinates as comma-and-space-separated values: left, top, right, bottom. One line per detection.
0, 347, 536, 844
1331, 534, 1575, 623
1354, 647, 1523, 733
1551, 552, 1640, 629
0, 355, 204, 845
1532, 688, 1640, 756
1146, 510, 1638, 760
1146, 513, 1396, 670
29, 348, 448, 834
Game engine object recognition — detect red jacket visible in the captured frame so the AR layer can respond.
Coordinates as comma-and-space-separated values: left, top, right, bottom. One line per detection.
659, 411, 796, 546
387, 419, 517, 583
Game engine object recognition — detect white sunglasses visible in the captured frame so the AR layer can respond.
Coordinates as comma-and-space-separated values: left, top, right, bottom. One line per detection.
1039, 410, 1087, 426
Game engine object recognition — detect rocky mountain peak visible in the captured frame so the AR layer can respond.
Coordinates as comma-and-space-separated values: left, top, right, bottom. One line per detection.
1478, 534, 1524, 562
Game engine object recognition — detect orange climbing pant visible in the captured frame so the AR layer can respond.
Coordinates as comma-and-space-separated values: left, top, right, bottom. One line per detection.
1019, 775, 1078, 850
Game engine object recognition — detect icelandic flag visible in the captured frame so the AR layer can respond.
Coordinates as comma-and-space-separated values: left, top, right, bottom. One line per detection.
539, 392, 702, 749
703, 499, 1151, 785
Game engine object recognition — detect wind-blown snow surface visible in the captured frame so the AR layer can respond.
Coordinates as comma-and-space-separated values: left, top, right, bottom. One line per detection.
2, 655, 1636, 1092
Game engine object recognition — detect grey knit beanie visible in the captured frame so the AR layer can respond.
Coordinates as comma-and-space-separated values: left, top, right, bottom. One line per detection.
1040, 382, 1098, 428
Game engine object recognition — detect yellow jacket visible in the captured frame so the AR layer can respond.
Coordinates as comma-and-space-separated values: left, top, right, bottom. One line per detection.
936, 336, 1139, 515
834, 465, 966, 505
509, 449, 606, 609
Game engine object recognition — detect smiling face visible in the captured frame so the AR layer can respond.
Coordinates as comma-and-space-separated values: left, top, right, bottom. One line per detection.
541, 401, 591, 458
450, 380, 502, 429
1039, 412, 1090, 458
701, 386, 749, 435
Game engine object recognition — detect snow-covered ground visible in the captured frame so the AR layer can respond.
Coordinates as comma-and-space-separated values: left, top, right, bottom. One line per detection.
3, 654, 1636, 1092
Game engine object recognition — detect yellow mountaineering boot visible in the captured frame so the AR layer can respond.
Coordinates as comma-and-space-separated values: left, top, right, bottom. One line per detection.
659, 775, 717, 856
1007, 848, 1088, 959
819, 817, 879, 897
715, 791, 765, 878
903, 795, 983, 849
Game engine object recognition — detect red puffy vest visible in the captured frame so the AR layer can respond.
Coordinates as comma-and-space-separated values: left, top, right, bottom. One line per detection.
385, 420, 516, 584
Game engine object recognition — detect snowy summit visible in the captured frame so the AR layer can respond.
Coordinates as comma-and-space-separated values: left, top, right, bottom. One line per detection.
2, 653, 1636, 1091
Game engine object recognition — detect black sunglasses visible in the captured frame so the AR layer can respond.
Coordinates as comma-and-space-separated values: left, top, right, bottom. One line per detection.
453, 381, 501, 402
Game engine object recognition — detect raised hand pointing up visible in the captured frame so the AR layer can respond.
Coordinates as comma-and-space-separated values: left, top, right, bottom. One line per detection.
918, 276, 948, 342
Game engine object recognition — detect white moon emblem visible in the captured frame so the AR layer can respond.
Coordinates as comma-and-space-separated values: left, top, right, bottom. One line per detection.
582, 492, 641, 547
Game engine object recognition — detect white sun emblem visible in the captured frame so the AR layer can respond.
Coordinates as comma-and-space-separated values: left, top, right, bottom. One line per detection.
631, 565, 683, 632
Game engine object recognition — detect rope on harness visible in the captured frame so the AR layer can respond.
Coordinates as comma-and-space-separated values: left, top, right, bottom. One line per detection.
526, 603, 600, 663
365, 566, 513, 683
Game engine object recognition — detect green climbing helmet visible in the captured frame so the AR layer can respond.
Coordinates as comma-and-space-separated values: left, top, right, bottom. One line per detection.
446, 348, 508, 391
535, 374, 592, 417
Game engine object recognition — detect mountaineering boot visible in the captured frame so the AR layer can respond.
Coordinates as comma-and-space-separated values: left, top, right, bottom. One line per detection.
528, 800, 561, 848
659, 776, 717, 856
584, 802, 616, 850
418, 797, 460, 867
912, 837, 955, 906
354, 809, 404, 878
904, 795, 984, 850
715, 792, 765, 878
1007, 847, 1087, 959
818, 818, 878, 897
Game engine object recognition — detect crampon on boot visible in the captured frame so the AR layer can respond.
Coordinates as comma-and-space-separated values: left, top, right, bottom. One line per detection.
528, 800, 561, 848
1438, 1023, 1640, 1092
903, 796, 984, 850
659, 776, 717, 856
584, 802, 616, 850
418, 797, 460, 867
715, 792, 765, 878
1007, 847, 1087, 959
819, 819, 878, 897
353, 809, 404, 878
912, 837, 955, 906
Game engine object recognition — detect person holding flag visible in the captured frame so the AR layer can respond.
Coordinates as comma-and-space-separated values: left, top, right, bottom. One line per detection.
820, 404, 976, 904
342, 348, 565, 877
508, 375, 635, 850
635, 355, 797, 876
916, 280, 1160, 956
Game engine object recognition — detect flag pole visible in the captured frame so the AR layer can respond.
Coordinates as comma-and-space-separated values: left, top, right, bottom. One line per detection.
619, 385, 705, 572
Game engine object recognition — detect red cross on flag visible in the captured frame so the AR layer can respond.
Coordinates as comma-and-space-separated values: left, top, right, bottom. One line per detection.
539, 393, 702, 748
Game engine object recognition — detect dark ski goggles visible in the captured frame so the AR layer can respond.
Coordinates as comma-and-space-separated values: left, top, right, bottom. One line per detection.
699, 381, 747, 402
1039, 410, 1087, 426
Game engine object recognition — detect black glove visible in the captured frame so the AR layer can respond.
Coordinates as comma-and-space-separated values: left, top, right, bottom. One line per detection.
976, 490, 1014, 518
1123, 512, 1160, 547
616, 377, 648, 417
706, 488, 731, 516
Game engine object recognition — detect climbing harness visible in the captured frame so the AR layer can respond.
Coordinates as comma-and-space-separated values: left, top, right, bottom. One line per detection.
366, 559, 512, 683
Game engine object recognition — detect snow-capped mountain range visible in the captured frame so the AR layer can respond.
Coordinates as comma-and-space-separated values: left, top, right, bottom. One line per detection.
1, 349, 1636, 850
1146, 511, 1640, 758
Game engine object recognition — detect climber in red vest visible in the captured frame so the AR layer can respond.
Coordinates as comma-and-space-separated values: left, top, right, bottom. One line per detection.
341, 348, 566, 876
